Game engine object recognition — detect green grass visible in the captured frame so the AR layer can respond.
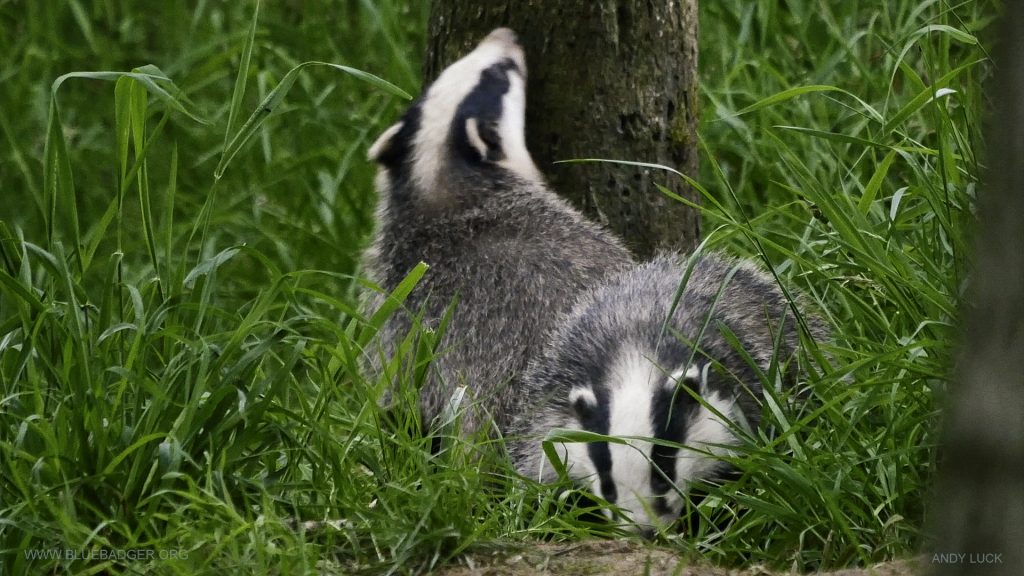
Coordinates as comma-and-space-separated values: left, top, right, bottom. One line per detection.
0, 0, 997, 574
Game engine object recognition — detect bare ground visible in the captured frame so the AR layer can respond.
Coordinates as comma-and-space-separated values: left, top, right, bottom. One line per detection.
436, 541, 922, 576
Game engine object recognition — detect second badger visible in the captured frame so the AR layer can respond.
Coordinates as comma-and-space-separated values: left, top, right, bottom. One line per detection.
364, 29, 633, 436
508, 252, 828, 534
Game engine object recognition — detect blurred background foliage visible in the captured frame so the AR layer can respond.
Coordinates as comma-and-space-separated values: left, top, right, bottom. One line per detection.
1, 0, 429, 295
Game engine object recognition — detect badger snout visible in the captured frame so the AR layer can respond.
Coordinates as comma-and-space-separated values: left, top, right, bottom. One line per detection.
614, 495, 682, 537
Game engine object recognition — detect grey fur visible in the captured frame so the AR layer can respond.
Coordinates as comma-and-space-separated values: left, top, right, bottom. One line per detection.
363, 29, 633, 437
508, 251, 828, 529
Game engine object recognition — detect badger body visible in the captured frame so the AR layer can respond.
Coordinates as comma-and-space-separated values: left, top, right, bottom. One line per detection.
364, 29, 633, 436
509, 252, 826, 533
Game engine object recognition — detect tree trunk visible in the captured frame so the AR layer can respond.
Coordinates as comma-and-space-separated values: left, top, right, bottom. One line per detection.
929, 5, 1024, 575
425, 1, 700, 259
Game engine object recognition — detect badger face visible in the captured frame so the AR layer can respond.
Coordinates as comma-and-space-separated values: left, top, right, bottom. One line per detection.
559, 352, 740, 535
368, 28, 541, 202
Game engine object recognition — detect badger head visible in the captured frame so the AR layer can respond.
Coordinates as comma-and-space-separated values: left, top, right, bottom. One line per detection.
556, 352, 742, 536
367, 28, 541, 202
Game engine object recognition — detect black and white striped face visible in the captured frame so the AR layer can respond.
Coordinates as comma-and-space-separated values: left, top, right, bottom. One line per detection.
558, 350, 740, 534
367, 27, 541, 198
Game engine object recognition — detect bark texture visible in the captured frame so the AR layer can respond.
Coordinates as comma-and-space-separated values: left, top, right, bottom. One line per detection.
930, 5, 1024, 575
425, 1, 700, 258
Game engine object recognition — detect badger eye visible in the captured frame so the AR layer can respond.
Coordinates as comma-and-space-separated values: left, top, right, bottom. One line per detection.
680, 363, 703, 388
651, 472, 672, 495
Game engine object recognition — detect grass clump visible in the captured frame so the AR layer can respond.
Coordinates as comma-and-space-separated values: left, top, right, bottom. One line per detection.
682, 0, 995, 569
0, 0, 998, 574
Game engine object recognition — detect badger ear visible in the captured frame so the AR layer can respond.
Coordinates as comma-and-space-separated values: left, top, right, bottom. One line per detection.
668, 363, 706, 393
568, 386, 598, 420
463, 117, 505, 162
368, 121, 405, 164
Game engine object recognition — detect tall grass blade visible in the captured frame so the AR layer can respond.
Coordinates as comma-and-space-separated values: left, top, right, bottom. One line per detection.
224, 0, 261, 152
215, 61, 411, 179
43, 99, 81, 271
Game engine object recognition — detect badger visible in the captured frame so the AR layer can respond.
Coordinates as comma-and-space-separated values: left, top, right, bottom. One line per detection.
508, 251, 828, 534
363, 28, 633, 437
